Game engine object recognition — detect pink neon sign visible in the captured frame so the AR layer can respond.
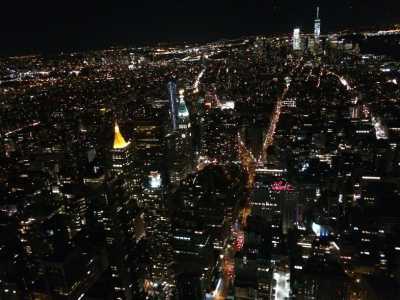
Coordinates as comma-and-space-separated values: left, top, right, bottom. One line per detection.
271, 181, 294, 192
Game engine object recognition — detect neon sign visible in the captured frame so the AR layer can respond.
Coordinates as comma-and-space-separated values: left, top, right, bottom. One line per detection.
271, 181, 294, 192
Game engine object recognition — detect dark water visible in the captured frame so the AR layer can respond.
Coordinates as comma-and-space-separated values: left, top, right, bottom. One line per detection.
359, 36, 400, 59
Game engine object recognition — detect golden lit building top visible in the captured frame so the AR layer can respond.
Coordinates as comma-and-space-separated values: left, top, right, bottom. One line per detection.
113, 122, 130, 149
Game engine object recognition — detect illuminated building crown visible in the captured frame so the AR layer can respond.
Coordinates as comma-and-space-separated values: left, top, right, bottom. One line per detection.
178, 89, 189, 118
113, 122, 130, 149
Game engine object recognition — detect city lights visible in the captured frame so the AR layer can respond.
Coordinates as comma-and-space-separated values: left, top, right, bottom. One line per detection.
149, 171, 162, 188
1, 6, 399, 300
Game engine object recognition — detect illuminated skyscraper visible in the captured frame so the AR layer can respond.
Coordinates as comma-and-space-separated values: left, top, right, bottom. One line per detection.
129, 105, 176, 297
104, 122, 145, 299
293, 28, 301, 51
142, 171, 175, 298
168, 81, 178, 131
111, 122, 133, 175
177, 89, 190, 131
314, 6, 321, 41
177, 89, 191, 159
168, 89, 193, 185
111, 121, 141, 202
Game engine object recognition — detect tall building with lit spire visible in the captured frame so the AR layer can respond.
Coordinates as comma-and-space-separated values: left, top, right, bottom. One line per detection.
168, 89, 193, 185
177, 89, 190, 131
111, 121, 142, 203
91, 122, 145, 300
112, 122, 133, 175
314, 6, 321, 41
103, 121, 148, 298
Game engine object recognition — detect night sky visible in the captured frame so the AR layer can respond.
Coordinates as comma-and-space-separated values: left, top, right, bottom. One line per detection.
1, 0, 400, 56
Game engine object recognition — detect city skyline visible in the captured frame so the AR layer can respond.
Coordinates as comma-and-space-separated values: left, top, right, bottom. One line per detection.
1, 1, 400, 55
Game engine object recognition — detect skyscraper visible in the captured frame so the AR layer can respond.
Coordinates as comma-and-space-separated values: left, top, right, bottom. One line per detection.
111, 122, 133, 175
177, 89, 190, 131
168, 89, 193, 185
293, 28, 301, 51
168, 81, 178, 131
314, 7, 321, 41
142, 171, 175, 298
90, 176, 138, 300
111, 121, 142, 203
130, 104, 176, 297
105, 122, 145, 299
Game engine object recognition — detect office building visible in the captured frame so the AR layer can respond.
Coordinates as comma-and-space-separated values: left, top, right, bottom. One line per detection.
168, 81, 178, 131
293, 28, 301, 51
314, 7, 321, 41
